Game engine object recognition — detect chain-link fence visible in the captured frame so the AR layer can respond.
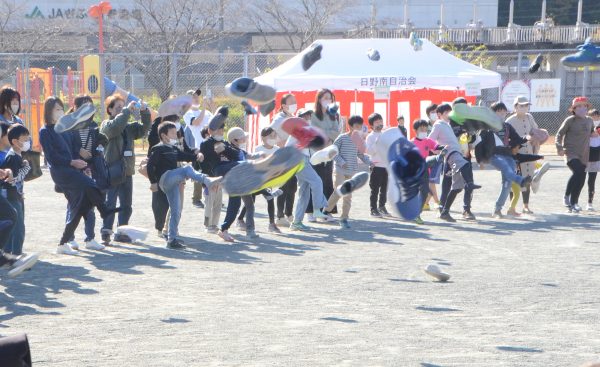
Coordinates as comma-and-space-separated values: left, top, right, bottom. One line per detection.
0, 49, 595, 139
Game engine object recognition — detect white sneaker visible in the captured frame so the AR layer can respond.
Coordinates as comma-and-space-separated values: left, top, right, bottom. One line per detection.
56, 244, 78, 255
68, 240, 81, 250
587, 204, 595, 211
286, 215, 294, 223
8, 253, 39, 278
307, 214, 316, 223
276, 217, 290, 227
573, 204, 583, 212
85, 239, 106, 251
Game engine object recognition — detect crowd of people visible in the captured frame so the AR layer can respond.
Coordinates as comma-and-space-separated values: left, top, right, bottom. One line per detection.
0, 84, 598, 276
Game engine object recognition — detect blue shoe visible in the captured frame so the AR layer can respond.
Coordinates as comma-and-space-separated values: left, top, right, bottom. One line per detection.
561, 38, 600, 67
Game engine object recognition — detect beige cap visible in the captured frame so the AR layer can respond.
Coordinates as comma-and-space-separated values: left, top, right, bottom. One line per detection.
514, 95, 531, 106
226, 127, 248, 142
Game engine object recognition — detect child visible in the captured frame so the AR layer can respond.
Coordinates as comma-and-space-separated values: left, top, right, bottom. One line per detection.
147, 121, 222, 249
397, 116, 407, 137
323, 115, 372, 228
237, 127, 282, 233
586, 109, 600, 211
0, 124, 31, 255
366, 113, 389, 217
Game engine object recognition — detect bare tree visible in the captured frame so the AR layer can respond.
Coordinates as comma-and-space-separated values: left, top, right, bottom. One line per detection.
245, 0, 351, 52
106, 0, 225, 101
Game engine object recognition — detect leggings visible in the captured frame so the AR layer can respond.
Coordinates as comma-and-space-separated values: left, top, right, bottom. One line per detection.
565, 159, 587, 206
588, 172, 597, 203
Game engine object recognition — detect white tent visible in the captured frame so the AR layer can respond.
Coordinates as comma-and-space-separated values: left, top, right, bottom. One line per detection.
255, 38, 501, 92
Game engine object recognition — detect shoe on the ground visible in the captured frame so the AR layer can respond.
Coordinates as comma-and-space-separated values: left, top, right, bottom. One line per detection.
506, 208, 521, 217
225, 77, 277, 104
424, 264, 451, 282
265, 189, 283, 201
246, 229, 260, 239
268, 223, 282, 233
157, 230, 167, 239
336, 171, 369, 196
306, 213, 317, 223
422, 203, 430, 211
276, 217, 290, 227
573, 204, 582, 212
286, 215, 294, 223
193, 200, 205, 208
54, 102, 96, 133
218, 230, 235, 242
113, 233, 133, 243
531, 162, 550, 193
290, 222, 310, 231
101, 231, 112, 245
85, 239, 105, 251
564, 196, 571, 207
167, 239, 186, 250
370, 208, 382, 217
465, 182, 482, 191
520, 176, 533, 188
462, 210, 477, 221
492, 209, 504, 219
522, 207, 534, 215
339, 219, 351, 229
68, 240, 81, 250
205, 226, 219, 234
56, 244, 78, 255
439, 212, 456, 222
414, 216, 425, 225
310, 145, 339, 165
587, 203, 595, 211
302, 42, 323, 71
7, 253, 39, 278
236, 219, 247, 230
378, 206, 390, 216
568, 205, 581, 214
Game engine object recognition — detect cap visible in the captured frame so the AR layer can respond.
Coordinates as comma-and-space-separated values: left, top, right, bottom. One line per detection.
296, 108, 313, 117
226, 127, 248, 142
513, 96, 531, 106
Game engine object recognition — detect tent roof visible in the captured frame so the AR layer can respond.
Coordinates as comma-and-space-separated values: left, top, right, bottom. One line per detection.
255, 38, 501, 92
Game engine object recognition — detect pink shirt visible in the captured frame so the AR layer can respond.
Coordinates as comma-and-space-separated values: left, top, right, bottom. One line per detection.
412, 138, 438, 158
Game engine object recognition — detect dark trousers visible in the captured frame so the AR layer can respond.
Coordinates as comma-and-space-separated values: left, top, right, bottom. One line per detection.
0, 333, 31, 367
0, 195, 17, 253
439, 162, 472, 213
103, 175, 133, 231
239, 189, 275, 223
589, 172, 597, 203
221, 195, 254, 232
152, 189, 169, 231
369, 167, 388, 210
306, 161, 335, 214
566, 158, 587, 206
277, 175, 297, 219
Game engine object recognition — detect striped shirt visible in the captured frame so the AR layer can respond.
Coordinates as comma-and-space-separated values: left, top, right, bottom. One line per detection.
79, 127, 93, 155
332, 133, 371, 174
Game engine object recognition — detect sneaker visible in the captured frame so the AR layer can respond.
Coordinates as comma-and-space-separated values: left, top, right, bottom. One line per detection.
265, 189, 283, 201
336, 172, 369, 196
101, 231, 112, 245
564, 196, 571, 207
268, 223, 282, 233
309, 145, 339, 165
157, 230, 167, 239
85, 239, 105, 251
307, 213, 317, 223
573, 204, 582, 212
218, 230, 235, 242
290, 222, 310, 231
113, 233, 132, 243
56, 244, 78, 255
422, 203, 431, 211
225, 77, 277, 104
568, 205, 581, 214
439, 212, 456, 222
236, 219, 247, 230
302, 42, 323, 71
414, 216, 425, 225
7, 253, 39, 278
522, 207, 534, 215
68, 240, 81, 250
370, 208, 382, 217
462, 210, 477, 221
531, 162, 550, 193
506, 208, 521, 217
205, 226, 219, 234
54, 102, 96, 133
167, 239, 186, 250
246, 230, 260, 239
339, 219, 351, 229
378, 207, 390, 216
276, 217, 290, 227
587, 203, 595, 211
492, 209, 504, 219
193, 200, 205, 208
561, 38, 600, 67
423, 264, 451, 282
286, 215, 294, 223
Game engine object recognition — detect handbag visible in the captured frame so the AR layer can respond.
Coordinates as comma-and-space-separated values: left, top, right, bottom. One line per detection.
22, 150, 42, 181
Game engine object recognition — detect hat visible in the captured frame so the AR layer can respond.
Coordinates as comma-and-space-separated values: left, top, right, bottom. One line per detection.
226, 127, 248, 142
513, 96, 531, 106
570, 96, 592, 111
296, 108, 313, 117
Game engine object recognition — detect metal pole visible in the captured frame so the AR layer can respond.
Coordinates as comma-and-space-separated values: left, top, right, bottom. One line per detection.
577, 0, 583, 24
508, 0, 514, 25
517, 51, 522, 80
170, 53, 178, 94
583, 66, 588, 97
541, 0, 546, 23
100, 54, 106, 120
403, 0, 408, 28
243, 53, 248, 78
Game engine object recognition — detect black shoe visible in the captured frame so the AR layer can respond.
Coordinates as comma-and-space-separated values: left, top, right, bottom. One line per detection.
439, 212, 456, 222
193, 200, 205, 209
370, 209, 382, 217
113, 233, 132, 243
465, 182, 482, 190
492, 209, 503, 219
378, 207, 390, 216
302, 43, 323, 71
101, 232, 112, 245
462, 210, 477, 221
167, 239, 186, 250
520, 176, 532, 188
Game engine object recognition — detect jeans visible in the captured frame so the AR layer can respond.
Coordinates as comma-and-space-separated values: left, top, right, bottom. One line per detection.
66, 208, 95, 242
490, 155, 523, 211
159, 165, 207, 241
369, 167, 388, 210
221, 195, 254, 232
277, 175, 297, 219
294, 157, 327, 223
103, 175, 133, 232
4, 198, 24, 255
0, 195, 17, 253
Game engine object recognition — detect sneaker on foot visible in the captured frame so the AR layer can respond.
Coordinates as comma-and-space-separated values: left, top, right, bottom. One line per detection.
339, 219, 351, 229
492, 209, 504, 219
302, 42, 323, 71
101, 231, 112, 245
370, 209, 382, 217
56, 244, 78, 255
54, 102, 96, 133
439, 212, 456, 222
218, 230, 235, 242
531, 162, 550, 193
587, 203, 595, 211
306, 213, 317, 223
268, 223, 282, 233
573, 204, 582, 212
167, 239, 186, 250
68, 240, 81, 250
193, 200, 205, 208
236, 219, 247, 230
335, 172, 369, 196
414, 216, 425, 225
7, 253, 39, 278
522, 207, 534, 215
506, 208, 521, 217
290, 222, 310, 231
564, 196, 571, 207
265, 189, 283, 200
462, 210, 477, 221
378, 207, 390, 216
85, 239, 105, 251
276, 217, 290, 227
422, 203, 431, 211
246, 229, 260, 239
314, 210, 335, 222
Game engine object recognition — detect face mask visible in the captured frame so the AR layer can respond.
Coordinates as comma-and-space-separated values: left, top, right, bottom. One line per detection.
168, 138, 178, 146
287, 104, 297, 114
238, 143, 247, 151
213, 135, 223, 141
594, 119, 600, 128
53, 110, 64, 122
417, 132, 428, 139
11, 104, 19, 115
374, 125, 383, 132
266, 138, 277, 146
575, 106, 588, 117
429, 113, 437, 121
321, 100, 332, 110
21, 141, 31, 152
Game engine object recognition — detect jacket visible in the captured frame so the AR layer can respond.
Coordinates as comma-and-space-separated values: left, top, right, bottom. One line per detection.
146, 143, 198, 184
199, 137, 240, 177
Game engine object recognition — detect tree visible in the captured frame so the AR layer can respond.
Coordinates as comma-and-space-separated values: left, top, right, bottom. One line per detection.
105, 0, 225, 101
497, 0, 600, 26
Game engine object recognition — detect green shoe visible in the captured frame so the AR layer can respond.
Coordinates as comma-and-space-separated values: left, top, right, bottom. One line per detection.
339, 219, 351, 229
290, 222, 310, 231
414, 216, 425, 225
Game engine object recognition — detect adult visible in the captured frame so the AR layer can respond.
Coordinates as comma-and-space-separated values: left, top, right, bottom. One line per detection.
100, 95, 151, 245
506, 96, 538, 214
556, 97, 594, 213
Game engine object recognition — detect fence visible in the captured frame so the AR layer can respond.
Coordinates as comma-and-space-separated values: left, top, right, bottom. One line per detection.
1, 49, 596, 141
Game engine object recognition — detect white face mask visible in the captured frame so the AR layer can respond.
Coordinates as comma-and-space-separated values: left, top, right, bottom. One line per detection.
238, 143, 247, 151
594, 119, 600, 128
266, 138, 277, 146
168, 138, 178, 146
321, 100, 332, 110
287, 104, 297, 114
429, 113, 437, 121
11, 104, 19, 115
213, 135, 223, 141
21, 141, 31, 152
417, 132, 428, 139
